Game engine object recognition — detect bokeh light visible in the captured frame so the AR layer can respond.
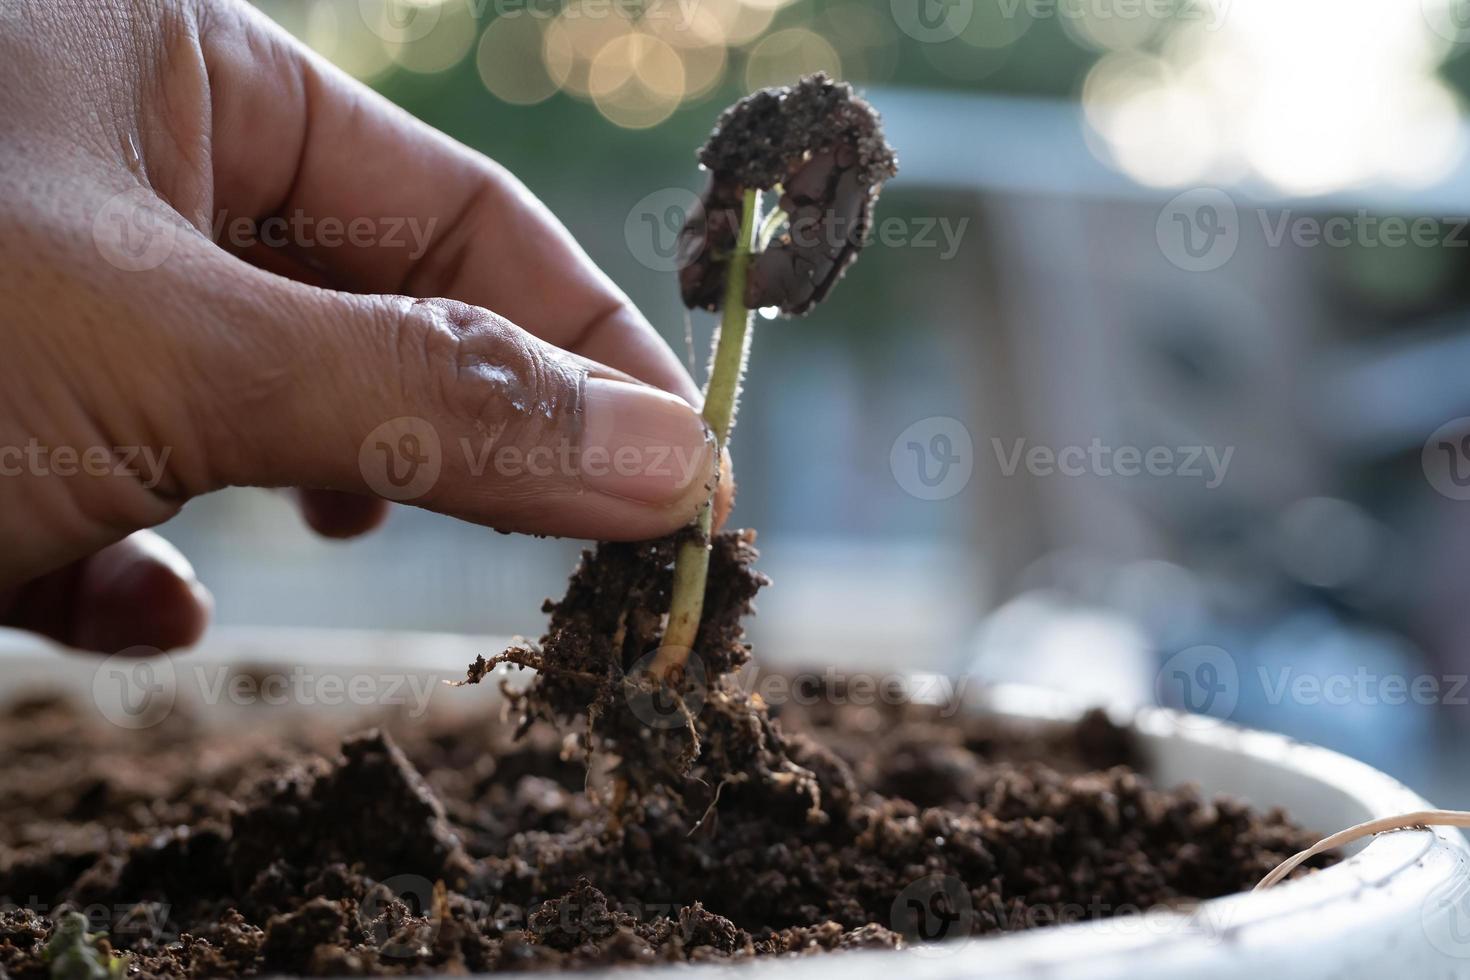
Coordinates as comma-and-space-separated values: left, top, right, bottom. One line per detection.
822, 3, 899, 83
383, 0, 475, 74
1083, 0, 1466, 193
590, 32, 687, 129
708, 0, 778, 47
543, 2, 635, 99
644, 6, 730, 99
958, 0, 1034, 49
1061, 3, 1163, 53
477, 15, 558, 106
920, 30, 1011, 83
261, 0, 893, 131
744, 28, 841, 93
301, 0, 395, 82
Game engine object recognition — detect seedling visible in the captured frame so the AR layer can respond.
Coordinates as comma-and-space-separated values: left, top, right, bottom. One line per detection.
652, 73, 898, 680
43, 912, 126, 980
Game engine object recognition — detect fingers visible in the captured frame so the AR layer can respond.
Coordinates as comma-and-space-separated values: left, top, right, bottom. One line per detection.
198, 0, 739, 530
294, 489, 390, 539
0, 531, 211, 654
199, 2, 703, 408
186, 274, 717, 541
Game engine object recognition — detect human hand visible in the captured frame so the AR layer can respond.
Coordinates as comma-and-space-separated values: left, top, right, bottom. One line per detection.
0, 0, 731, 654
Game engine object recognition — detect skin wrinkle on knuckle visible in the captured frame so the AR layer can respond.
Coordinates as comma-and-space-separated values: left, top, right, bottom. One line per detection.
17, 450, 182, 562
401, 176, 503, 299
171, 272, 319, 492
402, 299, 584, 471
16, 248, 184, 485
128, 266, 235, 480
1, 377, 180, 559
144, 4, 213, 222
0, 247, 181, 560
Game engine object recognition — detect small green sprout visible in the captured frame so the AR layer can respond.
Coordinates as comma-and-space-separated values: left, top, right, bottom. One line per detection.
43, 912, 127, 980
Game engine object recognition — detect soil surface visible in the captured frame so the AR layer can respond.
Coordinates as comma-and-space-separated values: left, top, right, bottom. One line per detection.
0, 534, 1331, 978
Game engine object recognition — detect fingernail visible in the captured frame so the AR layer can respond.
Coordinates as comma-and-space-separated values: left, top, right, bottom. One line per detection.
582, 378, 715, 505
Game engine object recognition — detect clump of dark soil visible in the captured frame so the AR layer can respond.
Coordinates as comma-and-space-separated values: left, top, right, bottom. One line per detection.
0, 534, 1331, 978
467, 530, 807, 807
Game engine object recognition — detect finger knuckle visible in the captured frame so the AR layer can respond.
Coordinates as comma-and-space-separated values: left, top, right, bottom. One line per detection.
18, 452, 182, 551
397, 298, 581, 454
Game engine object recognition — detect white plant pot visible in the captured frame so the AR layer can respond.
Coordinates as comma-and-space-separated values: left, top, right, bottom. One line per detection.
3, 626, 1469, 979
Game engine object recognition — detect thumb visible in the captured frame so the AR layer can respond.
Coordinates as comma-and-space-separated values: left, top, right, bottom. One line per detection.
194, 282, 717, 541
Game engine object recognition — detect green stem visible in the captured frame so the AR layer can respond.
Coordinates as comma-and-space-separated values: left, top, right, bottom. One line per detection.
654, 188, 759, 679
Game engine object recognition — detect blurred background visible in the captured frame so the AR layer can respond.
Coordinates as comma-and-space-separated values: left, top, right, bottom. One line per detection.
153, 0, 1470, 803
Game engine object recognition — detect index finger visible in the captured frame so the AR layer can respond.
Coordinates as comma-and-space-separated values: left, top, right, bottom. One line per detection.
199, 0, 701, 408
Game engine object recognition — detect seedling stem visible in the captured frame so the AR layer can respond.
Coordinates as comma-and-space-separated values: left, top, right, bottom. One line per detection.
655, 188, 760, 680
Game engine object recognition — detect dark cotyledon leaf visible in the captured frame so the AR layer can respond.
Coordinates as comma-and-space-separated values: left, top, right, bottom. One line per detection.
676, 73, 898, 318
